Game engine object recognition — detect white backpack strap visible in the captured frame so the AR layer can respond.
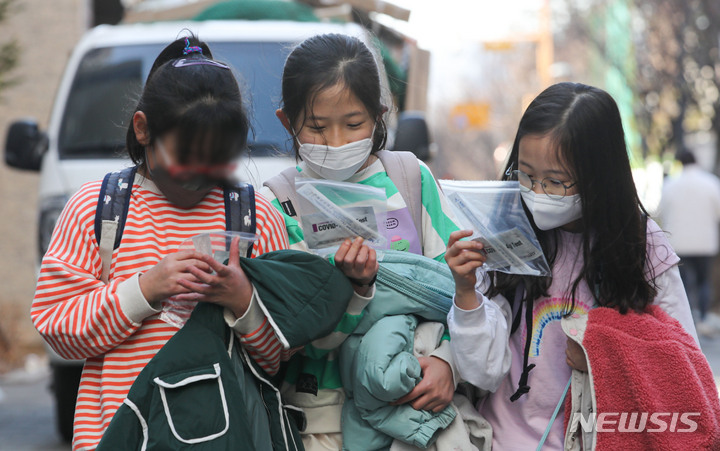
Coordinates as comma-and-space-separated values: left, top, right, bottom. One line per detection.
376, 150, 423, 246
95, 167, 136, 284
99, 222, 117, 284
263, 167, 301, 217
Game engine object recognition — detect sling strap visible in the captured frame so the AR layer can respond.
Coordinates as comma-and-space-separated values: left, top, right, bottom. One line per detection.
263, 166, 301, 219
375, 150, 423, 247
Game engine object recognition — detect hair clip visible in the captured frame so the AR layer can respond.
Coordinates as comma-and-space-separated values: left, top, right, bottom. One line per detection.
172, 58, 230, 70
182, 37, 203, 55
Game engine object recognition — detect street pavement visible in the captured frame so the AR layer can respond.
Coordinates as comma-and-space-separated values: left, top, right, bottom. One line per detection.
2, 335, 720, 449
700, 334, 720, 389
0, 356, 69, 451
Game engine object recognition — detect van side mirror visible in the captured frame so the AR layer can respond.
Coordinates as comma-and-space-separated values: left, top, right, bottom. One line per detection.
5, 119, 47, 171
392, 111, 431, 161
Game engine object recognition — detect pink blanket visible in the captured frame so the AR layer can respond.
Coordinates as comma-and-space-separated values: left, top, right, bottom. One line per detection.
566, 305, 720, 449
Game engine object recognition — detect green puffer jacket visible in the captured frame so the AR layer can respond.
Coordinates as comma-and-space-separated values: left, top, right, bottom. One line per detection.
338, 250, 457, 451
96, 250, 354, 451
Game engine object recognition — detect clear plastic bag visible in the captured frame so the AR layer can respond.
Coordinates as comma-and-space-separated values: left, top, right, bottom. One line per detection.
160, 231, 259, 329
179, 231, 259, 264
439, 180, 551, 276
295, 178, 388, 256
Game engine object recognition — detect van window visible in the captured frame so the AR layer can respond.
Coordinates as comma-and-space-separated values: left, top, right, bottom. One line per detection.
58, 41, 292, 160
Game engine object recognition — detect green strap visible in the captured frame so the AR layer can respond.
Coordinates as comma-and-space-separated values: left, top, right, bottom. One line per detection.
537, 377, 571, 451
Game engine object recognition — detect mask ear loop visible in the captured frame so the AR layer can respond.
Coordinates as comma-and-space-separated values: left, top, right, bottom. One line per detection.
289, 126, 303, 150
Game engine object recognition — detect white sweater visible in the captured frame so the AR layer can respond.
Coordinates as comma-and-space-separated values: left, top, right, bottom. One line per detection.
659, 164, 720, 255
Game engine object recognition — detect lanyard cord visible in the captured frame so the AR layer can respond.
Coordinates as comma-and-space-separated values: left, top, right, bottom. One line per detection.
537, 377, 572, 450
510, 295, 536, 402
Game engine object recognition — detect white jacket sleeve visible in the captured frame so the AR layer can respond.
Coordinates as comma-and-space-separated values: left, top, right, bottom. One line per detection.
653, 264, 699, 344
447, 270, 513, 392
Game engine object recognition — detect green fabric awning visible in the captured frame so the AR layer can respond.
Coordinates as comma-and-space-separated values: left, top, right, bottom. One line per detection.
193, 0, 408, 108
194, 1, 320, 22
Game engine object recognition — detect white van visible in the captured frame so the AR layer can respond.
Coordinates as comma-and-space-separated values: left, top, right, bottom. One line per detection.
4, 19, 430, 442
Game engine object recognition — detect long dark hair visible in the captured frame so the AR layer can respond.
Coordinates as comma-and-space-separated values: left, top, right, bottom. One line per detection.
489, 82, 658, 314
279, 33, 388, 155
126, 34, 250, 168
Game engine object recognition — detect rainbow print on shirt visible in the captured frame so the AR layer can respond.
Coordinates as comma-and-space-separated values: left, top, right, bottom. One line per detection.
522, 297, 593, 357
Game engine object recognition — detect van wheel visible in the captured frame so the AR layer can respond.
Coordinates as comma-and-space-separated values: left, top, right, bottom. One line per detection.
50, 363, 83, 443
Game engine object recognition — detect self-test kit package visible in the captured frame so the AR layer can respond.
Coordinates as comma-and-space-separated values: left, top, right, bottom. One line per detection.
440, 180, 550, 276
295, 178, 388, 256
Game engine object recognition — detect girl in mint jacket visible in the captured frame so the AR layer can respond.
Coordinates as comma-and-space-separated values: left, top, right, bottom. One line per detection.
261, 33, 460, 450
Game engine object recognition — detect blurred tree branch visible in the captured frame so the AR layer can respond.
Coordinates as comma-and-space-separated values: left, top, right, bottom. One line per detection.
634, 0, 720, 160
557, 0, 720, 161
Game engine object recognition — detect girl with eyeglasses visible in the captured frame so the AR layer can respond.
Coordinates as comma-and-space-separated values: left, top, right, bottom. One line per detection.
443, 83, 714, 449
30, 36, 292, 449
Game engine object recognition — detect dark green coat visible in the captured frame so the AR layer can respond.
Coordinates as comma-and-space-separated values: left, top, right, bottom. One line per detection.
96, 250, 354, 450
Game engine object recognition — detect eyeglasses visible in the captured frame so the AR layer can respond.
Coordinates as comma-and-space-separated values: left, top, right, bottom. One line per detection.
154, 139, 237, 179
511, 170, 577, 199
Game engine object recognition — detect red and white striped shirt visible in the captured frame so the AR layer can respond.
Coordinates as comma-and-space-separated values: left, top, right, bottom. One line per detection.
31, 176, 290, 450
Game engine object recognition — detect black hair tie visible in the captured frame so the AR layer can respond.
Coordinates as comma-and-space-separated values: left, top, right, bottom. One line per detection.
347, 273, 377, 288
182, 37, 203, 55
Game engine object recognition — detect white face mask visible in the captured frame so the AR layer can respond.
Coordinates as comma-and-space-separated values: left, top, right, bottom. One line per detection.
521, 190, 583, 230
296, 128, 375, 181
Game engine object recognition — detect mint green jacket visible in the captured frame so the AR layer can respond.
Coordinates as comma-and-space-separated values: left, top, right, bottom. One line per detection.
339, 250, 458, 450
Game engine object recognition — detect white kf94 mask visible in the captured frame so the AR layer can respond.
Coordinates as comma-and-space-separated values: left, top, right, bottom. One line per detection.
297, 131, 374, 181
521, 190, 583, 230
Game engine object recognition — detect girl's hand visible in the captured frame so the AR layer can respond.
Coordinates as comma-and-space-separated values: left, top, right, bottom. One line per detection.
138, 250, 212, 303
565, 337, 588, 372
334, 237, 379, 296
174, 236, 254, 318
392, 356, 454, 412
445, 230, 486, 309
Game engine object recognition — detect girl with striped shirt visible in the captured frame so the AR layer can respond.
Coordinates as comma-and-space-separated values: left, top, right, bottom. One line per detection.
31, 36, 291, 450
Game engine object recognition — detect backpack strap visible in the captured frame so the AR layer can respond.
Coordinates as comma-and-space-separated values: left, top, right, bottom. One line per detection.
376, 150, 423, 245
224, 182, 256, 258
96, 166, 137, 283
95, 167, 256, 283
263, 167, 301, 218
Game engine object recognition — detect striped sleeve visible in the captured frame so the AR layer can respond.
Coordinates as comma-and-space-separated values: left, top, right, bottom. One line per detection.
304, 287, 373, 359
30, 182, 144, 360
237, 192, 296, 375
